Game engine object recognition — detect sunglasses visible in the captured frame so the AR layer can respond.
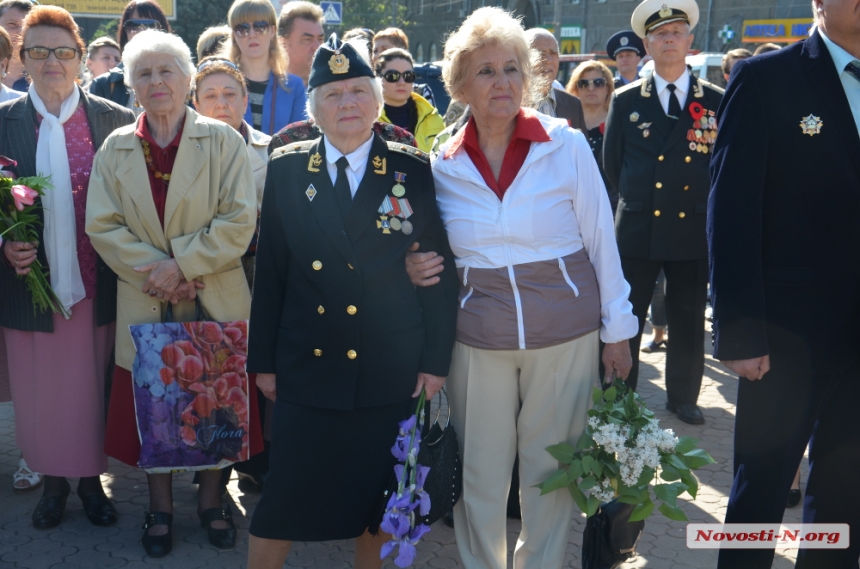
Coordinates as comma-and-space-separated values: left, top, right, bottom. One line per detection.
233, 21, 271, 38
381, 70, 416, 84
197, 58, 240, 72
22, 46, 79, 60
576, 77, 607, 89
123, 19, 162, 33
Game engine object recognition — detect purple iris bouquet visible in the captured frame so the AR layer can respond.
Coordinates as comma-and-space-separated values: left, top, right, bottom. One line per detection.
380, 389, 432, 567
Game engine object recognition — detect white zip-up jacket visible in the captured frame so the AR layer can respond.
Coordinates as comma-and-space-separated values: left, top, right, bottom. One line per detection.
432, 112, 638, 348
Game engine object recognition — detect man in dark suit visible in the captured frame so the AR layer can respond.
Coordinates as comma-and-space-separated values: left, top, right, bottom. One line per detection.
709, 1, 860, 566
606, 30, 645, 89
526, 28, 586, 130
603, 0, 722, 424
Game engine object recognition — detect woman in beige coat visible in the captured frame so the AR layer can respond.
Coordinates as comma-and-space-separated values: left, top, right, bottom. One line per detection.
85, 31, 257, 557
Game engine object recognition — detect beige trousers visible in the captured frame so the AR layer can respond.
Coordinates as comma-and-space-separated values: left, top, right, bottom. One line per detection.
448, 332, 599, 569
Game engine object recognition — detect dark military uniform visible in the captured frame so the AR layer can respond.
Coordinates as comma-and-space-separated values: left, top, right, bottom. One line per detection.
246, 133, 458, 541
602, 72, 723, 407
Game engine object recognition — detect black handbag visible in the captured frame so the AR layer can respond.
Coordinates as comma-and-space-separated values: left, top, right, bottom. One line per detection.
581, 500, 644, 569
370, 389, 463, 533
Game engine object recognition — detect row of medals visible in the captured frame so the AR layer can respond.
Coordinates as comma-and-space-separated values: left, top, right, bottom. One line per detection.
379, 175, 413, 235
687, 111, 718, 154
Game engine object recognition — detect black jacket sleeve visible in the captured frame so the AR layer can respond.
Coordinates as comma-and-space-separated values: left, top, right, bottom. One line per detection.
602, 91, 624, 192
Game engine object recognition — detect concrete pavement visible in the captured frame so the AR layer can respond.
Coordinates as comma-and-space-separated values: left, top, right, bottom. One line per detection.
0, 327, 806, 568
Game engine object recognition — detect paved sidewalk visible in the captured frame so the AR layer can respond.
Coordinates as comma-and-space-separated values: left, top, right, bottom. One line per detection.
0, 328, 806, 569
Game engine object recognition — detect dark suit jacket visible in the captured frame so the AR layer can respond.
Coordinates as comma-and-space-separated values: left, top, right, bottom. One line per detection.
708, 30, 860, 375
88, 65, 131, 108
554, 88, 587, 131
0, 89, 136, 332
603, 73, 723, 261
247, 134, 458, 411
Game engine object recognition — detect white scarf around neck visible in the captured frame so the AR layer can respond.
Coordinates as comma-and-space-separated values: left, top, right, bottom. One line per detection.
28, 84, 85, 317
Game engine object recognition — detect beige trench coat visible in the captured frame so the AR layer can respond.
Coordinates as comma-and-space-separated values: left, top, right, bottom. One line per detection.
86, 108, 257, 370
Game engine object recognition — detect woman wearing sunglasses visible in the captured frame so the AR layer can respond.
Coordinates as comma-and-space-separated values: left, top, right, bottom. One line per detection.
88, 0, 170, 114
567, 61, 618, 212
226, 0, 306, 135
375, 48, 443, 153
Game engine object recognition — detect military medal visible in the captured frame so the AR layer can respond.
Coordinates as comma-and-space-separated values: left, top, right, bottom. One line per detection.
629, 112, 639, 122
643, 129, 650, 138
689, 142, 697, 151
392, 171, 407, 197
800, 114, 823, 136
401, 220, 413, 235
377, 215, 392, 234
390, 217, 402, 231
305, 184, 317, 201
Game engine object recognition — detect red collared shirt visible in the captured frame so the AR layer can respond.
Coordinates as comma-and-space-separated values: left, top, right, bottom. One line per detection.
134, 113, 184, 226
445, 108, 552, 201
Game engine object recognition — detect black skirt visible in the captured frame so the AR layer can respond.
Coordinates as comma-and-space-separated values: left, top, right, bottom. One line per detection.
249, 398, 416, 541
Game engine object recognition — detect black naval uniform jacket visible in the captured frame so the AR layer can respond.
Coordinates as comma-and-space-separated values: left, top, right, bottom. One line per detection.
603, 73, 724, 261
247, 134, 459, 411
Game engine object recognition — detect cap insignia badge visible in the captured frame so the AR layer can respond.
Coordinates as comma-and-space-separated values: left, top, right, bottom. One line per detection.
659, 4, 672, 18
306, 184, 317, 201
308, 152, 322, 172
799, 114, 823, 136
329, 52, 350, 74
620, 37, 629, 46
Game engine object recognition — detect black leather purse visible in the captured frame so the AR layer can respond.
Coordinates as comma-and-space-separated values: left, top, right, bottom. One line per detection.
369, 390, 463, 532
581, 500, 644, 569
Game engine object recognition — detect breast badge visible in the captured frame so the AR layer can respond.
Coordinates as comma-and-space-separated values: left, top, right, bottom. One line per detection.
629, 112, 640, 122
305, 184, 317, 201
799, 114, 823, 136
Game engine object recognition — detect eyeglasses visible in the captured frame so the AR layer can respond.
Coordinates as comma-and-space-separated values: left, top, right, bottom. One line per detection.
381, 70, 416, 83
233, 21, 271, 38
197, 58, 240, 72
123, 19, 162, 34
576, 77, 607, 89
22, 46, 79, 60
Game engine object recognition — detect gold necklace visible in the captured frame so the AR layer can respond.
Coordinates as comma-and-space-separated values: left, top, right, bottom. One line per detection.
140, 139, 172, 183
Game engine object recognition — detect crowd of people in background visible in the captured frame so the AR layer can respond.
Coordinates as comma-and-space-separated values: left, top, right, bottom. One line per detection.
1, 0, 859, 568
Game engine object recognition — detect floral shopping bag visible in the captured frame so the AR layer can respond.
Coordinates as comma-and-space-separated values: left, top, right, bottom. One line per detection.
129, 315, 250, 473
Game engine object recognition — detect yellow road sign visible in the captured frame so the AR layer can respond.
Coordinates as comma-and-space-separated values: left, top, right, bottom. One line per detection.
49, 0, 176, 19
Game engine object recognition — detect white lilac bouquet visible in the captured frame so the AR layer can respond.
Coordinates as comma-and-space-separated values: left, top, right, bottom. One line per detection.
535, 381, 715, 522
379, 389, 432, 567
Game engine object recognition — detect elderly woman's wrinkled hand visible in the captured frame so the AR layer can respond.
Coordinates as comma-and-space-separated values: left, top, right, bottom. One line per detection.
4, 240, 38, 276
257, 373, 276, 401
406, 241, 444, 287
134, 258, 185, 300
414, 372, 446, 400
168, 279, 206, 305
602, 340, 633, 384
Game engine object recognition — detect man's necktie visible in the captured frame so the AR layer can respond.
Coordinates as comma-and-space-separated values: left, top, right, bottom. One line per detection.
846, 61, 860, 84
666, 83, 682, 119
334, 156, 352, 217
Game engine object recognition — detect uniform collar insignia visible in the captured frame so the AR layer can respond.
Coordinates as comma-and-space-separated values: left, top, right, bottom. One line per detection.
308, 152, 322, 172
640, 77, 653, 98
373, 156, 386, 175
692, 78, 704, 99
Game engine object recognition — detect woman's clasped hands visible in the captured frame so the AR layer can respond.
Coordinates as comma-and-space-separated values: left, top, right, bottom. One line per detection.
134, 258, 205, 305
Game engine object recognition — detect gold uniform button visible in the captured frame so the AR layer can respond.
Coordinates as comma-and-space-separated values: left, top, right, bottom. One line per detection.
684, 185, 690, 191
317, 305, 325, 314
654, 210, 661, 217
655, 182, 663, 189
346, 305, 357, 315
347, 350, 357, 360
679, 212, 686, 218
658, 155, 664, 161
312, 260, 322, 270
313, 349, 322, 357
685, 156, 692, 163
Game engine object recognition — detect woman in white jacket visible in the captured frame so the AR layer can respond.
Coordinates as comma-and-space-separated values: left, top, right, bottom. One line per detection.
425, 8, 638, 569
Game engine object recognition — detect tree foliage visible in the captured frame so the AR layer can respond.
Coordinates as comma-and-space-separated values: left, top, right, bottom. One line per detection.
170, 0, 236, 58
338, 0, 410, 34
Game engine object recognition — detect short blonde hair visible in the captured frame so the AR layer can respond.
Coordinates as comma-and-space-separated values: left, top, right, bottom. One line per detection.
442, 7, 531, 103
197, 25, 231, 61
373, 27, 409, 50
123, 29, 195, 88
567, 60, 614, 111
227, 0, 288, 79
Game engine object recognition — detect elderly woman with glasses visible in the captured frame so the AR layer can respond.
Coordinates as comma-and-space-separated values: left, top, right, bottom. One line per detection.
86, 30, 260, 557
245, 34, 457, 569
567, 60, 618, 211
0, 5, 136, 529
430, 8, 637, 568
88, 0, 170, 113
376, 48, 443, 153
226, 0, 306, 135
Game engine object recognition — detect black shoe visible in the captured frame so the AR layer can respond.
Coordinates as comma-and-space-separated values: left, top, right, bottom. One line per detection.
787, 489, 802, 508
442, 510, 454, 528
199, 507, 237, 549
141, 511, 173, 558
666, 402, 705, 425
32, 491, 69, 529
80, 493, 118, 527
